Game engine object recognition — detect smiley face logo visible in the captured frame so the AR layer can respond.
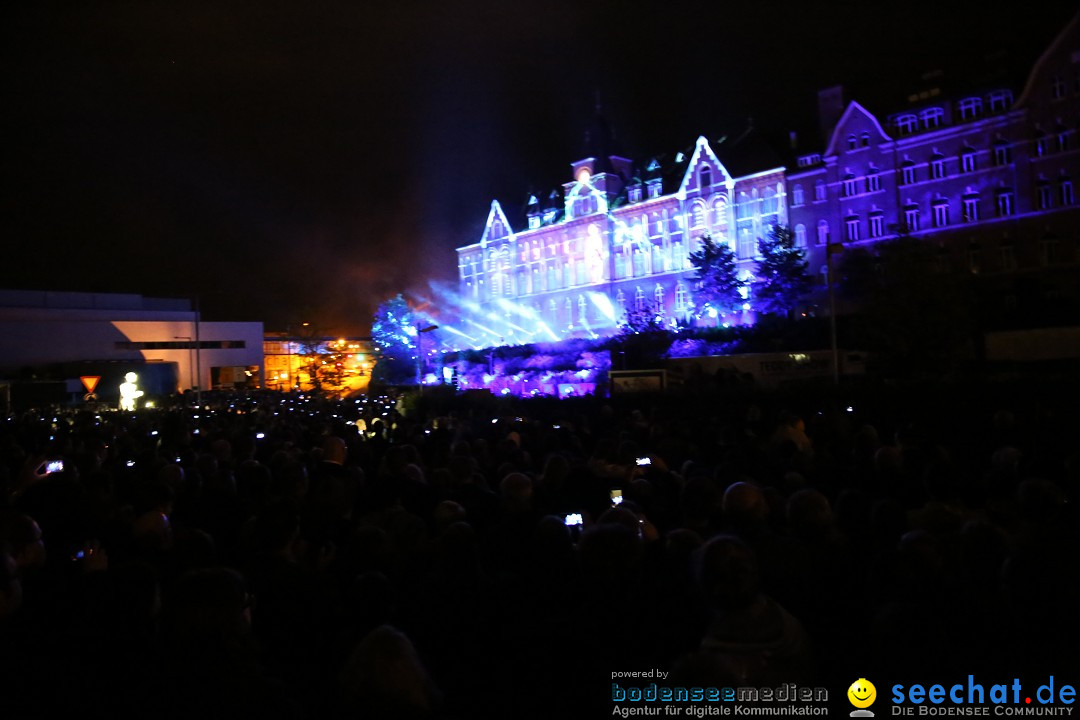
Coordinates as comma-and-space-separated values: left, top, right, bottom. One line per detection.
848, 678, 876, 709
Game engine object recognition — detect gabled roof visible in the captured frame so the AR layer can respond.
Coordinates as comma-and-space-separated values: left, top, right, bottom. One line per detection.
676, 136, 735, 200
479, 200, 514, 247
1016, 11, 1080, 107
823, 101, 893, 156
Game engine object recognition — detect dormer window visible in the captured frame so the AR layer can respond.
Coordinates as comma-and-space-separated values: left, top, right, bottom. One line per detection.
628, 185, 642, 203
847, 134, 857, 150
920, 107, 944, 130
700, 167, 712, 191
988, 90, 1013, 113
958, 97, 982, 121
895, 114, 918, 135
647, 179, 662, 199
528, 216, 540, 229
861, 132, 871, 147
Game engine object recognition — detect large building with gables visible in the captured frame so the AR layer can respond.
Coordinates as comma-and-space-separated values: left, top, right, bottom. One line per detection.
455, 127, 786, 343
455, 13, 1079, 345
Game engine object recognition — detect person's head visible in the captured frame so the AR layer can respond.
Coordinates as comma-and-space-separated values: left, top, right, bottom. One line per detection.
322, 435, 347, 466
338, 625, 439, 713
722, 481, 768, 533
2, 514, 46, 571
499, 472, 533, 514
696, 534, 760, 612
785, 489, 834, 541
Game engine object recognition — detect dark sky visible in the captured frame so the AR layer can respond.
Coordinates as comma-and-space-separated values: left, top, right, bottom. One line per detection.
3, 2, 1073, 334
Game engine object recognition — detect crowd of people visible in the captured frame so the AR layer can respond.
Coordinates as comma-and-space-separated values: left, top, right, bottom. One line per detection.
0, 382, 1077, 718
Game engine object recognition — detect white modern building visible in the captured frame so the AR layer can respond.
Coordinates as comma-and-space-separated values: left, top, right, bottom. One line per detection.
0, 289, 264, 398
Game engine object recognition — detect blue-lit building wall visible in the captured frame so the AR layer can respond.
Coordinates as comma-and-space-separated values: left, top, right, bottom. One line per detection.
455, 15, 1079, 348
790, 15, 1080, 302
455, 137, 785, 345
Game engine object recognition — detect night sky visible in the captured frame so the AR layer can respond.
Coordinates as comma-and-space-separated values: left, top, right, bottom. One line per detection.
3, 2, 1073, 334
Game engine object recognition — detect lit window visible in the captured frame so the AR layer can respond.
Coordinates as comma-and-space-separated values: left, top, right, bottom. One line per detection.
843, 174, 858, 197
1061, 179, 1075, 205
904, 205, 920, 232
988, 90, 1013, 113
792, 184, 804, 206
616, 290, 626, 312
738, 229, 756, 259
932, 201, 949, 228
895, 114, 918, 135
958, 97, 982, 121
993, 140, 1011, 166
647, 179, 662, 199
930, 154, 946, 179
566, 297, 573, 327
628, 186, 642, 203
961, 148, 977, 173
963, 194, 981, 223
869, 214, 885, 238
635, 287, 646, 311
995, 190, 1015, 217
866, 169, 881, 192
845, 216, 860, 242
814, 181, 827, 202
579, 295, 588, 324
920, 107, 944, 129
794, 223, 807, 248
901, 162, 917, 185
675, 283, 687, 311
817, 220, 830, 246
654, 284, 664, 311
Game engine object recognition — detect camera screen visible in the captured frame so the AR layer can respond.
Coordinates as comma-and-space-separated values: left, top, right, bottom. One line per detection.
564, 513, 583, 527
46, 460, 64, 474
611, 489, 623, 505
635, 457, 652, 466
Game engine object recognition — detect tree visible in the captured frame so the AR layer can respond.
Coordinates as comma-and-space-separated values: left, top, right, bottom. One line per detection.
687, 232, 743, 318
753, 224, 811, 318
838, 236, 975, 374
371, 294, 418, 385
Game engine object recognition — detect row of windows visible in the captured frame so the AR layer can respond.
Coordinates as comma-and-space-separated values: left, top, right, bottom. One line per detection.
891, 90, 1014, 135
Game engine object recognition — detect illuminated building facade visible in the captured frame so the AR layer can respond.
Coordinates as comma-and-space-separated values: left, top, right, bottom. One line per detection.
455, 15, 1079, 348
789, 15, 1080, 307
455, 134, 786, 343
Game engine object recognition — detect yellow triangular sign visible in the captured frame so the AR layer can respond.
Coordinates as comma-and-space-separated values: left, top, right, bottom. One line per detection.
80, 376, 101, 394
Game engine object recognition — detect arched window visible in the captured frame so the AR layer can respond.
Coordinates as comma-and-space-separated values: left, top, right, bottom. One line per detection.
549, 298, 558, 325
700, 166, 712, 191
817, 220, 830, 246
794, 224, 807, 248
565, 297, 573, 327
691, 201, 706, 228
578, 295, 588, 324
616, 289, 626, 313
675, 283, 688, 312
792, 184, 804, 206
847, 134, 857, 150
635, 286, 646, 311
654, 284, 665, 313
